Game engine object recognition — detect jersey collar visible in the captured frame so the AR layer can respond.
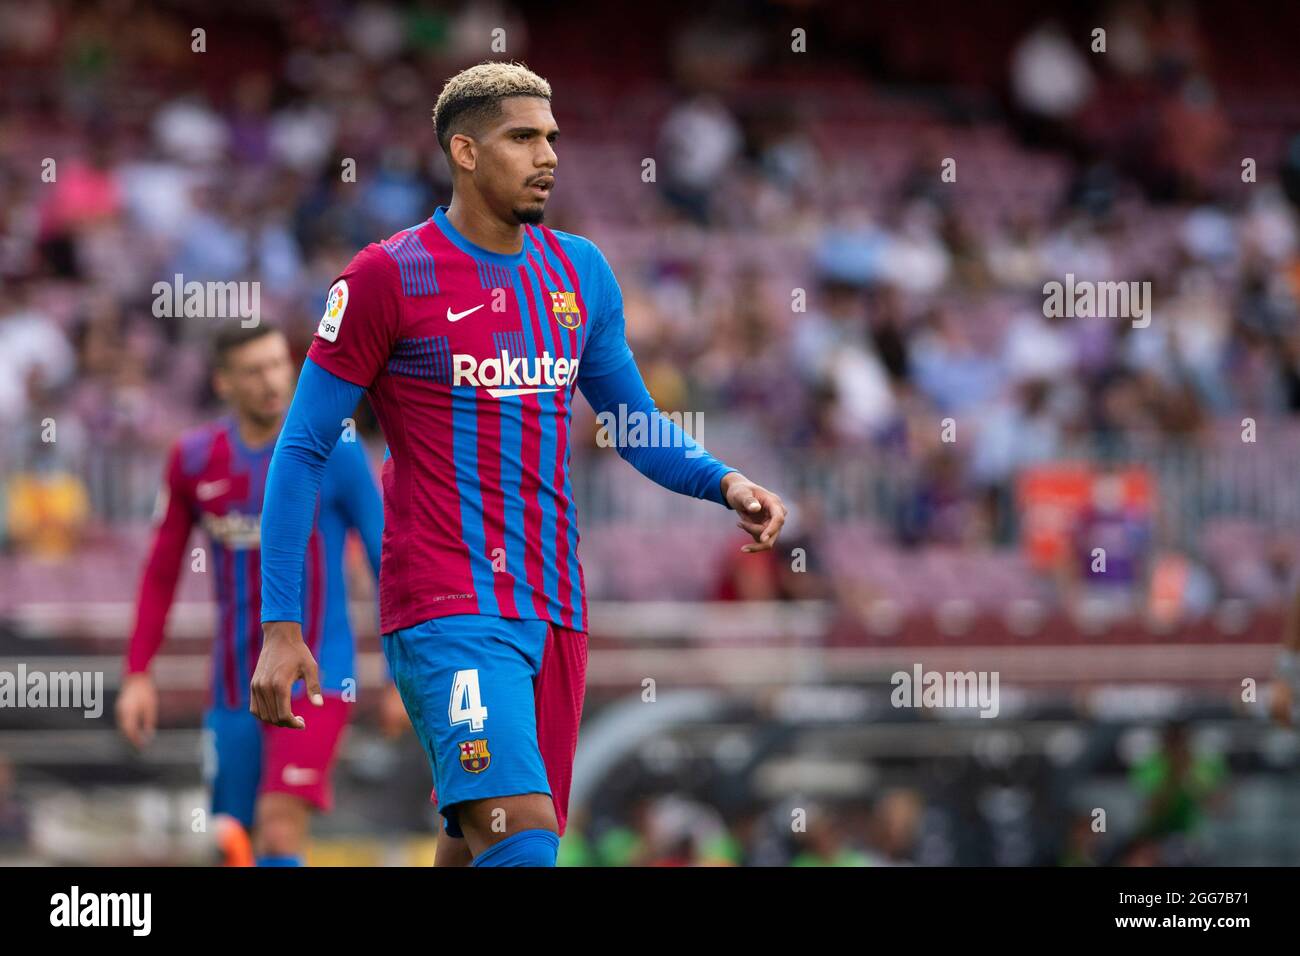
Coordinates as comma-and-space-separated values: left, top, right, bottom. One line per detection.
431, 205, 529, 267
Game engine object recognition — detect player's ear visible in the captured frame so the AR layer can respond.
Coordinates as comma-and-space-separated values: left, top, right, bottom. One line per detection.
448, 133, 476, 174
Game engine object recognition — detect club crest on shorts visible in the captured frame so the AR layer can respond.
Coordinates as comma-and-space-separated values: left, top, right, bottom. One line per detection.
549, 289, 581, 329
459, 738, 491, 773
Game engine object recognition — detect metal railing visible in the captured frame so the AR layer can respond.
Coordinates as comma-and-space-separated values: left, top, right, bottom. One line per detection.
5, 420, 1300, 551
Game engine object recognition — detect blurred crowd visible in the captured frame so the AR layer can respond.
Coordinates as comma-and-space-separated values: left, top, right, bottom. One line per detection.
2, 1, 1300, 571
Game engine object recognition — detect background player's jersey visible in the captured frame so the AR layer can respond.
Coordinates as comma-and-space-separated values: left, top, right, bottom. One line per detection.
126, 415, 382, 708
307, 206, 639, 635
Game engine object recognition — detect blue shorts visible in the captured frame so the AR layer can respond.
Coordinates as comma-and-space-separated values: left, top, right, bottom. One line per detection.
383, 614, 586, 839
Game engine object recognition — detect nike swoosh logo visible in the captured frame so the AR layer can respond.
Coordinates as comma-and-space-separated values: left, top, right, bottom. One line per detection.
196, 480, 230, 501
447, 304, 485, 322
282, 765, 319, 785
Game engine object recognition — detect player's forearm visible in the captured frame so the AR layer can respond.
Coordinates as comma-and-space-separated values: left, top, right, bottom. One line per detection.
579, 357, 735, 506
261, 358, 364, 623
126, 564, 181, 674
125, 500, 192, 673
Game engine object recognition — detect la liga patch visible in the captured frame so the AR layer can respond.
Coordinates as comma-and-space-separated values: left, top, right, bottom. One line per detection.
317, 279, 348, 342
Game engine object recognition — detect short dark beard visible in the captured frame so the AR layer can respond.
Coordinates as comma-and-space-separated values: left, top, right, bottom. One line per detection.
512, 205, 545, 225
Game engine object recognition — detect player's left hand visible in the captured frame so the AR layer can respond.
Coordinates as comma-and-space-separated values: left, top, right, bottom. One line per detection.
722, 472, 787, 553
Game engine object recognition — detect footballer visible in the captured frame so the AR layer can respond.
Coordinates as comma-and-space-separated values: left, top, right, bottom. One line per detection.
118, 325, 387, 866
252, 62, 786, 867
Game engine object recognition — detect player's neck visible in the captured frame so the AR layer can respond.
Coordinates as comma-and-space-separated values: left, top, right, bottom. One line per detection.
232, 413, 280, 452
445, 196, 524, 256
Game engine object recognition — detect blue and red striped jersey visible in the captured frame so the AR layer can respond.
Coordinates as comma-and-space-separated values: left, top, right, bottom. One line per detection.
127, 416, 382, 709
306, 206, 640, 635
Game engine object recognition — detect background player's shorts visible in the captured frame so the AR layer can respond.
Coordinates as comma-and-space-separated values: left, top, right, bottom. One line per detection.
261, 693, 350, 812
382, 614, 588, 839
202, 693, 351, 828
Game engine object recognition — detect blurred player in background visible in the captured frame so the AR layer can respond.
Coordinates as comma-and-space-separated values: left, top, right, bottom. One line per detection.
251, 61, 787, 867
116, 324, 388, 866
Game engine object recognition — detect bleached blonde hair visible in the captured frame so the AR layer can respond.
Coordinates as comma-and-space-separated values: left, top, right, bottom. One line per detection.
433, 61, 552, 154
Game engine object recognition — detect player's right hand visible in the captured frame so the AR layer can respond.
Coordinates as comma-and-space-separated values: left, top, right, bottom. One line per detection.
251, 621, 324, 729
1269, 680, 1294, 726
116, 672, 159, 748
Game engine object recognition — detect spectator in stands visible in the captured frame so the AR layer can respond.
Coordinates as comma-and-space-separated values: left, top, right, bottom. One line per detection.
1009, 19, 1096, 148
656, 91, 742, 226
4, 441, 90, 560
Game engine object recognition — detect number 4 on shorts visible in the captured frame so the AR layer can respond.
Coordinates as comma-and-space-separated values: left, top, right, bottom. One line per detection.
449, 669, 489, 731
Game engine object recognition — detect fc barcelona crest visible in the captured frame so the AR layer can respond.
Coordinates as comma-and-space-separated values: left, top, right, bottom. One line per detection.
549, 289, 582, 329
459, 738, 492, 773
